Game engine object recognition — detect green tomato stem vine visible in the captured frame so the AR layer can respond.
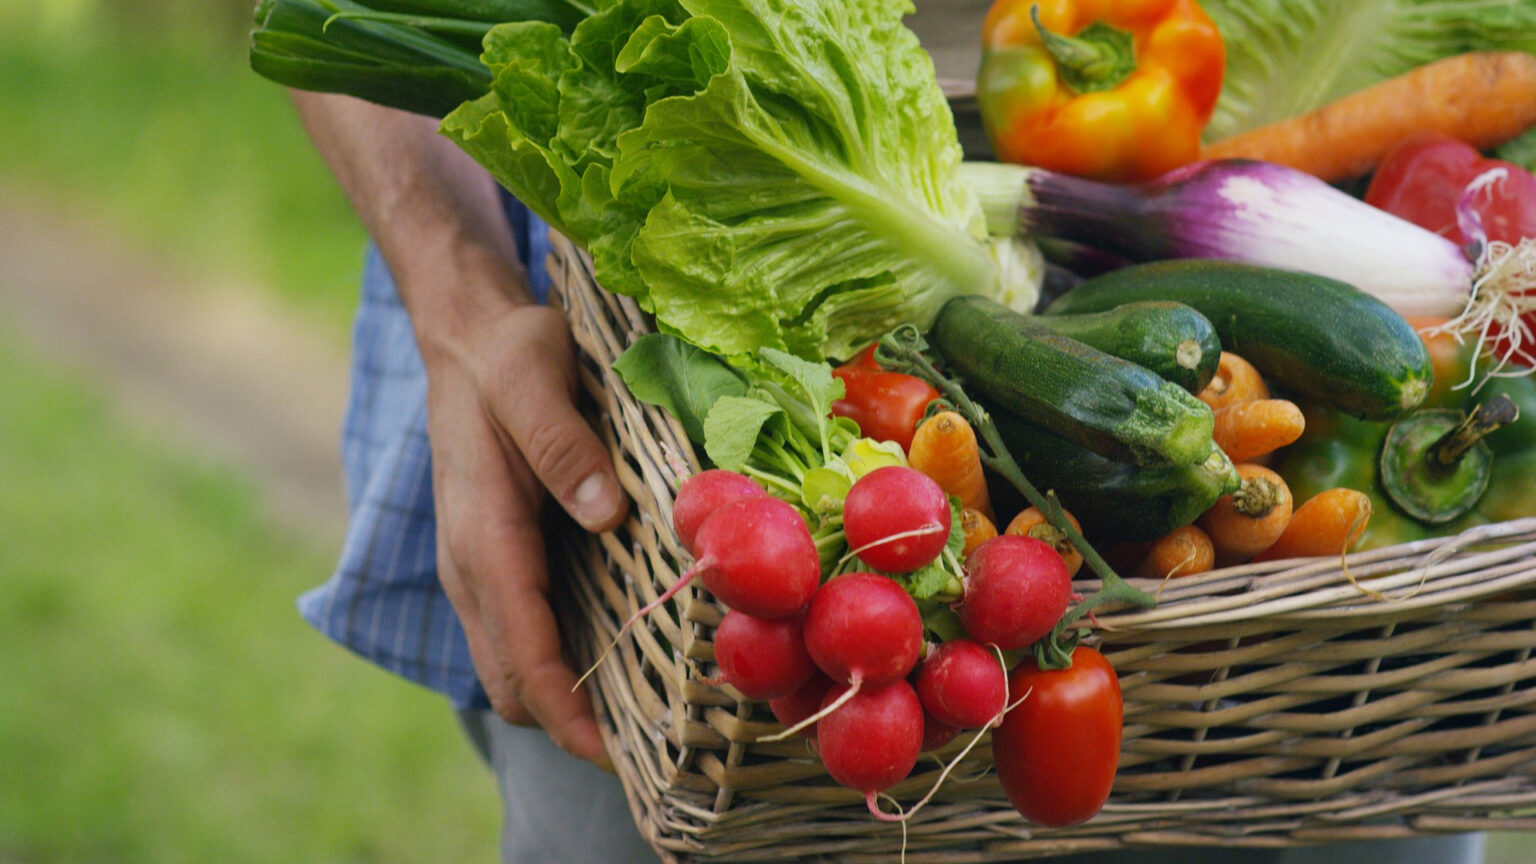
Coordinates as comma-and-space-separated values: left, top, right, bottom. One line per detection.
877, 325, 1156, 669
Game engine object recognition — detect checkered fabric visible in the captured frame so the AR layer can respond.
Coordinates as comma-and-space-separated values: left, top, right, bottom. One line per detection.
298, 197, 550, 708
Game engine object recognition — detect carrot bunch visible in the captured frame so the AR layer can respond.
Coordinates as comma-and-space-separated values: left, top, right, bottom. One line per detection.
1129, 351, 1378, 576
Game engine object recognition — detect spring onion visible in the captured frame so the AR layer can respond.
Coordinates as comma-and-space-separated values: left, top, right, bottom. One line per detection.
961, 158, 1478, 316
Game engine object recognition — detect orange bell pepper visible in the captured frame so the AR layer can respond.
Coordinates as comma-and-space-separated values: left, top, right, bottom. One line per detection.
977, 0, 1225, 182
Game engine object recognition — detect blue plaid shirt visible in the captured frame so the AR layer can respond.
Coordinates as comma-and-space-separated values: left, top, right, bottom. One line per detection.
298, 197, 551, 709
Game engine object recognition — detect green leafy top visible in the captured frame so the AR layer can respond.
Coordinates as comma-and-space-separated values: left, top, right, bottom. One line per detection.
1203, 0, 1536, 141
442, 0, 1038, 361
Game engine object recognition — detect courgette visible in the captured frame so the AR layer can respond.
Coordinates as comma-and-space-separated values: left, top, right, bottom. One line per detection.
1044, 260, 1433, 420
992, 410, 1240, 543
1032, 301, 1221, 394
930, 295, 1216, 466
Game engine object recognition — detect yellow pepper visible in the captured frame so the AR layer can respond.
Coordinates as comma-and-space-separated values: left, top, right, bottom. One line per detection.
978, 0, 1226, 181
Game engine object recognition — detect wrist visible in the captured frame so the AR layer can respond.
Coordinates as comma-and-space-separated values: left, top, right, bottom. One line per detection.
392, 227, 533, 369
289, 92, 536, 366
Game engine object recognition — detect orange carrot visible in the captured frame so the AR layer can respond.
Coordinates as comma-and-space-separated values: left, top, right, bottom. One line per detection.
1005, 505, 1084, 577
1134, 525, 1215, 580
909, 410, 992, 520
1211, 398, 1306, 464
1254, 488, 1374, 562
960, 507, 998, 557
1197, 352, 1269, 413
1201, 52, 1536, 183
1198, 464, 1294, 565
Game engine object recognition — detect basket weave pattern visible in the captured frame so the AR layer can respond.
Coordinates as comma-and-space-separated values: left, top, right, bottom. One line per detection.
547, 233, 1536, 863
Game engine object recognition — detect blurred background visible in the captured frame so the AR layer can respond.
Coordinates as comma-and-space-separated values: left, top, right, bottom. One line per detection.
0, 1, 500, 861
0, 2, 1528, 863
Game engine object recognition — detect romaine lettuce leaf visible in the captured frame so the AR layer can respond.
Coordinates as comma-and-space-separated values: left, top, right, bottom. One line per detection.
443, 0, 1040, 361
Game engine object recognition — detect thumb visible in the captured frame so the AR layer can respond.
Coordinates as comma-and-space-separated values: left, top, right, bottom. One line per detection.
496, 356, 627, 534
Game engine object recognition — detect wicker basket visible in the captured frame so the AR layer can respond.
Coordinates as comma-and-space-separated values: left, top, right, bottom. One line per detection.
546, 232, 1536, 863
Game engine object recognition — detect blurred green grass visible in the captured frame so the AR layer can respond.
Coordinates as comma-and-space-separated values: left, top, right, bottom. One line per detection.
0, 2, 367, 331
0, 325, 498, 863
0, 4, 500, 862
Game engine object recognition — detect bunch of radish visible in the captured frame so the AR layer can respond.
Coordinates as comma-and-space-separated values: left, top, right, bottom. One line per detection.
681, 464, 1078, 818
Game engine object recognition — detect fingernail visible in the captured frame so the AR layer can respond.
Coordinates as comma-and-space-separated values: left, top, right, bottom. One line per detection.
596, 752, 617, 775
573, 473, 619, 527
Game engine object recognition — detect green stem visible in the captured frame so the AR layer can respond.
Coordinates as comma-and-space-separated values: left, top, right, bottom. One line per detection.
814, 527, 846, 553
322, 9, 497, 35
1430, 395, 1519, 468
754, 437, 807, 484
877, 326, 1155, 667
740, 464, 800, 499
1029, 5, 1136, 95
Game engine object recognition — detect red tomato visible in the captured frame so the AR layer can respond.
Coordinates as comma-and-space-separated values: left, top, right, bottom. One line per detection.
1365, 132, 1536, 368
830, 352, 938, 452
991, 644, 1122, 827
1365, 131, 1536, 249
841, 343, 883, 370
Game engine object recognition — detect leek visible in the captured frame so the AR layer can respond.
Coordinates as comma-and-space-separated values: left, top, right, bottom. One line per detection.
248, 0, 584, 117
962, 158, 1536, 373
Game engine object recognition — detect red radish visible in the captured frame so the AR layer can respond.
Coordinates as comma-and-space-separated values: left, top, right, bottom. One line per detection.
713, 610, 816, 701
842, 466, 952, 573
817, 679, 924, 816
673, 469, 767, 554
803, 572, 924, 687
581, 494, 821, 688
914, 639, 1008, 729
759, 572, 924, 743
688, 495, 821, 620
921, 712, 960, 751
769, 674, 835, 741
956, 535, 1072, 651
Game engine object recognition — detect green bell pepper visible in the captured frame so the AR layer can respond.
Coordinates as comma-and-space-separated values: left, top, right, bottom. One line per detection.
1275, 353, 1536, 551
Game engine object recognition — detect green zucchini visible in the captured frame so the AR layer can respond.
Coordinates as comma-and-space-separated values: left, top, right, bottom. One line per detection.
931, 295, 1216, 467
992, 410, 1240, 543
1032, 301, 1221, 394
1043, 260, 1433, 420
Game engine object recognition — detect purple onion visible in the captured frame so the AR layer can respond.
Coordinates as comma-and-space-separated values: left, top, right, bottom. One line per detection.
962, 159, 1476, 316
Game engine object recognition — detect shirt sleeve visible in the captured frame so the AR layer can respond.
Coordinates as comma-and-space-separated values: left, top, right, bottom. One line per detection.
297, 193, 550, 708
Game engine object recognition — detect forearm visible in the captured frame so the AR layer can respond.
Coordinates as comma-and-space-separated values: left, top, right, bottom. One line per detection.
289, 91, 531, 361
292, 92, 624, 758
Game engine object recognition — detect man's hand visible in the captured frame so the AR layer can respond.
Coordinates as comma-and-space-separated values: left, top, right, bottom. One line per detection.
290, 91, 626, 765
424, 300, 626, 764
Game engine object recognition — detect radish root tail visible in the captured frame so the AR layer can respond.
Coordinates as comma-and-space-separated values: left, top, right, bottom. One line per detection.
756, 674, 862, 742
573, 561, 704, 692
866, 649, 1026, 826
838, 522, 948, 567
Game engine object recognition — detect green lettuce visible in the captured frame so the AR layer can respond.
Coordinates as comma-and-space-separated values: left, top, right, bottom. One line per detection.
1203, 0, 1536, 141
442, 0, 1040, 361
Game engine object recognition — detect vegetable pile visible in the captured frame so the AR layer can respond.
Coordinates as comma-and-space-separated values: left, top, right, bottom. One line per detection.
250, 0, 1536, 838
616, 335, 1136, 823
